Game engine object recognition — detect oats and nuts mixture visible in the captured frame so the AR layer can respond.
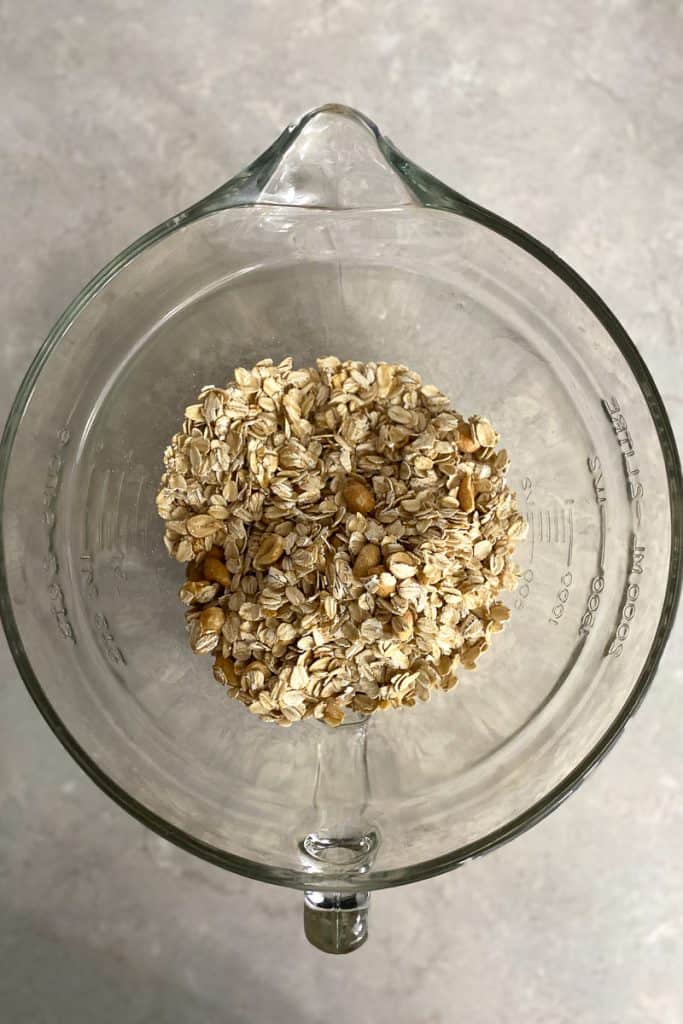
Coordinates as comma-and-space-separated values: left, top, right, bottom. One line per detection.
156, 357, 527, 727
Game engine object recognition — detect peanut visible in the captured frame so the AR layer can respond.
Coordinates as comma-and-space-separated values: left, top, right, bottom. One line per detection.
456, 425, 480, 453
202, 555, 231, 587
185, 560, 204, 581
353, 543, 381, 578
199, 606, 225, 633
458, 474, 475, 513
386, 551, 418, 579
375, 571, 397, 597
213, 655, 240, 687
343, 480, 375, 513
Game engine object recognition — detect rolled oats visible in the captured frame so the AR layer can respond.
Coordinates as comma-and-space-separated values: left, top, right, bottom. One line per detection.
157, 357, 527, 727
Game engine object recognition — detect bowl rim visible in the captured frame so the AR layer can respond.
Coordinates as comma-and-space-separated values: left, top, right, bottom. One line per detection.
1, 106, 681, 891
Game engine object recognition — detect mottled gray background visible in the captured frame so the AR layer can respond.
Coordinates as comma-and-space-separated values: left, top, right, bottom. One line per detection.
1, 1, 682, 1022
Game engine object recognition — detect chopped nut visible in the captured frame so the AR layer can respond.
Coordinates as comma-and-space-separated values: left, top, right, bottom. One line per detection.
375, 571, 397, 597
213, 655, 240, 687
458, 474, 475, 513
323, 701, 345, 727
386, 551, 418, 579
186, 560, 204, 582
202, 555, 231, 586
343, 480, 376, 513
353, 543, 381, 578
199, 606, 225, 633
457, 424, 480, 453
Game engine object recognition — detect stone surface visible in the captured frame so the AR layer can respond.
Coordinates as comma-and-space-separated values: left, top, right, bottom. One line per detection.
1, 1, 682, 1022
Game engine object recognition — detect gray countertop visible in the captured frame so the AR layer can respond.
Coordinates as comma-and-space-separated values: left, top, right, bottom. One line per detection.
1, 2, 681, 1022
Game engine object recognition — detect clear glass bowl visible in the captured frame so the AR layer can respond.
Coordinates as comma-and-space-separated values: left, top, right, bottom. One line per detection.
1, 105, 680, 951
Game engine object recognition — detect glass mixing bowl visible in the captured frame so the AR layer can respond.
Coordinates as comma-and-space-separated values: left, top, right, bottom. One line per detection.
1, 104, 681, 953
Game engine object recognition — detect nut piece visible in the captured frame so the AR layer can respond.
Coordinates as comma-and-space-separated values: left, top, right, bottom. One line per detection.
457, 424, 480, 453
178, 580, 220, 605
185, 560, 204, 582
323, 700, 345, 727
213, 655, 239, 687
386, 551, 418, 579
458, 474, 475, 513
343, 480, 376, 513
199, 606, 226, 633
375, 571, 397, 597
254, 534, 285, 569
353, 543, 381, 578
202, 555, 231, 587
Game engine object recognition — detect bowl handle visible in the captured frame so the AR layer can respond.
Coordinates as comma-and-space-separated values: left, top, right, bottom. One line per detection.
303, 890, 370, 954
299, 711, 378, 953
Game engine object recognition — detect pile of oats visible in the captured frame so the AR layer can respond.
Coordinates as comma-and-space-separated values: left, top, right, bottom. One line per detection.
156, 358, 527, 727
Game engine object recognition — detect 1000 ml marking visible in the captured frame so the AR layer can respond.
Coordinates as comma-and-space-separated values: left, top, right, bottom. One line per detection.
547, 571, 573, 627
514, 568, 535, 610
579, 573, 605, 637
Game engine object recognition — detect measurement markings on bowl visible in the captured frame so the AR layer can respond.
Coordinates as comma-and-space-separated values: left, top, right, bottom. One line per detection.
521, 478, 575, 566
605, 534, 646, 658
577, 454, 609, 639
42, 428, 75, 642
602, 396, 644, 527
79, 552, 126, 666
519, 477, 576, 621
601, 396, 647, 658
